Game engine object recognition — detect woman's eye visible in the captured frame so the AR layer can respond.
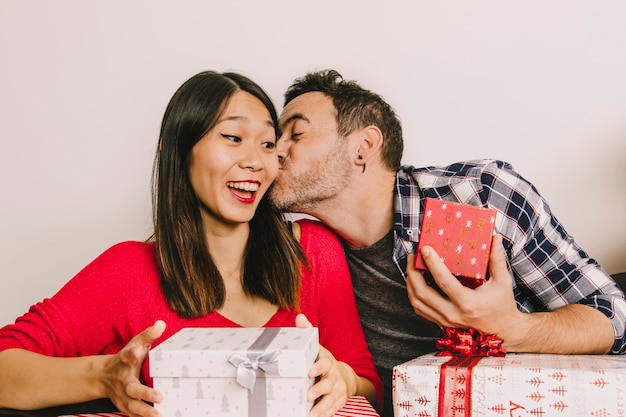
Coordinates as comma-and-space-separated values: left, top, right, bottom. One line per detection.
262, 141, 276, 149
220, 134, 241, 143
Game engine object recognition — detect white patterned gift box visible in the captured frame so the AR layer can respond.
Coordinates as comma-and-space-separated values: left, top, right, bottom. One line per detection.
393, 352, 626, 417
149, 327, 319, 417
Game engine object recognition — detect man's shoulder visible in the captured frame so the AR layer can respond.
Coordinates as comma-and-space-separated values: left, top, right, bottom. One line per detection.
395, 159, 520, 205
401, 158, 514, 179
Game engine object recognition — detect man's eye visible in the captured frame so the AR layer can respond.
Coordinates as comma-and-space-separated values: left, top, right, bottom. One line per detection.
291, 132, 303, 140
220, 134, 241, 143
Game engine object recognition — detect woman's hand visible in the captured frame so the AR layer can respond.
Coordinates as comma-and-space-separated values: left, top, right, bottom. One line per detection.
296, 314, 356, 417
101, 320, 166, 417
307, 345, 356, 417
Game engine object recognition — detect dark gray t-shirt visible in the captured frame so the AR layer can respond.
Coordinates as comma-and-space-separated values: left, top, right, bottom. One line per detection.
343, 230, 440, 417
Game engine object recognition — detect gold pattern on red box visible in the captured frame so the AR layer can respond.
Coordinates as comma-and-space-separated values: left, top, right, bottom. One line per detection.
414, 198, 496, 288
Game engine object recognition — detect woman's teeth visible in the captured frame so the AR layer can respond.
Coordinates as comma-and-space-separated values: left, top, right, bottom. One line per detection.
227, 182, 259, 192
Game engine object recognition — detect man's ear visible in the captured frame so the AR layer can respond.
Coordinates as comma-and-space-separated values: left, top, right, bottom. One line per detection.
354, 125, 384, 168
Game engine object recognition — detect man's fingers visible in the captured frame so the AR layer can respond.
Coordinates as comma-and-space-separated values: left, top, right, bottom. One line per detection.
417, 246, 466, 298
406, 254, 447, 299
487, 234, 509, 281
406, 255, 453, 327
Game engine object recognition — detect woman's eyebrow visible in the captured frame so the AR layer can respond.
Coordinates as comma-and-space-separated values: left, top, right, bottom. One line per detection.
219, 114, 275, 128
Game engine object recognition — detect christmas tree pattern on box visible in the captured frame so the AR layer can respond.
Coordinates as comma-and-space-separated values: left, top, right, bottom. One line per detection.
150, 327, 318, 417
392, 352, 626, 417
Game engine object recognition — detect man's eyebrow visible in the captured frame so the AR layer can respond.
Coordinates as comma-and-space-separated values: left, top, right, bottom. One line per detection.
279, 112, 308, 129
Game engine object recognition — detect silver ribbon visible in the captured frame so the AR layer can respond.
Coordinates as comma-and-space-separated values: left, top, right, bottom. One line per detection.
228, 350, 281, 391
228, 328, 282, 417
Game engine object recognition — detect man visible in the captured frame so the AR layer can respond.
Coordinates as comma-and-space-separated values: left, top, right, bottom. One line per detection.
269, 69, 626, 417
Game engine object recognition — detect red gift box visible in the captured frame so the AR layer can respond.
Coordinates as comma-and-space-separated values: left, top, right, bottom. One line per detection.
414, 198, 496, 288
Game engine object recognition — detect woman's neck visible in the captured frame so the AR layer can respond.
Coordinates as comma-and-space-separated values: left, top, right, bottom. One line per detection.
203, 222, 249, 282
205, 223, 279, 326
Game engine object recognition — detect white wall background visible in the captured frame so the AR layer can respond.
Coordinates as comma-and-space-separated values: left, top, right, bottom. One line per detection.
1, 0, 625, 326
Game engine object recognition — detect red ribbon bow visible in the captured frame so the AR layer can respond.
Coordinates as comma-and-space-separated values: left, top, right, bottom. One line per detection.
435, 327, 506, 357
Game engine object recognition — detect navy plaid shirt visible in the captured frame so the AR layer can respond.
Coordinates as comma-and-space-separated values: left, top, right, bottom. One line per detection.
392, 159, 626, 354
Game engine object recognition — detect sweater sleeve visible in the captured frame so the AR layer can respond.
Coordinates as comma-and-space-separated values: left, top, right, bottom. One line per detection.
296, 219, 383, 406
0, 241, 161, 357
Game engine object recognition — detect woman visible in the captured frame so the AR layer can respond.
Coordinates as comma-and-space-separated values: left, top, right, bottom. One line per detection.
0, 71, 382, 417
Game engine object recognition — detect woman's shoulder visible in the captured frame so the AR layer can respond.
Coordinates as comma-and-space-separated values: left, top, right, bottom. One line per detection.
77, 240, 157, 277
296, 218, 337, 239
21, 240, 163, 329
103, 240, 155, 255
295, 219, 343, 255
96, 240, 155, 261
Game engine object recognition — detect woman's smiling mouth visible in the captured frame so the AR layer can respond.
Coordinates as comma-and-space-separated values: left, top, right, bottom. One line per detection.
227, 181, 260, 203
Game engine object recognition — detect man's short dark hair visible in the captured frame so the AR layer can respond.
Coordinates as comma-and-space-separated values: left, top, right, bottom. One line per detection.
284, 69, 404, 170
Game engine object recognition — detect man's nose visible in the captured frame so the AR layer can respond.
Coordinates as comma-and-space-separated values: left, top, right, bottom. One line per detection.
276, 133, 291, 163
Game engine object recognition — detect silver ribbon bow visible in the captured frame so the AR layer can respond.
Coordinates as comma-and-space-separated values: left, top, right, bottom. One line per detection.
228, 350, 281, 392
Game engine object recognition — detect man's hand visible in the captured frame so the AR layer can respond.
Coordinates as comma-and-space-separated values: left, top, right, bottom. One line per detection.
101, 320, 167, 417
406, 233, 616, 354
406, 234, 525, 347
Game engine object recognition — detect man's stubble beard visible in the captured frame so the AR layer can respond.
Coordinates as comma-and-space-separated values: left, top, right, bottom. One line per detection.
270, 143, 352, 214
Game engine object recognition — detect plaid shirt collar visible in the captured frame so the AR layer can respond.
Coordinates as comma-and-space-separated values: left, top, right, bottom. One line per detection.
392, 167, 422, 279
392, 164, 486, 278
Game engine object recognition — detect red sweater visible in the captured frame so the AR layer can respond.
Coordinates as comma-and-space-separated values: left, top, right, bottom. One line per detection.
0, 219, 382, 403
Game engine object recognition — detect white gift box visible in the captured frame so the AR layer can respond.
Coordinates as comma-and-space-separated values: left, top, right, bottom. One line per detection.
393, 352, 626, 417
149, 327, 319, 417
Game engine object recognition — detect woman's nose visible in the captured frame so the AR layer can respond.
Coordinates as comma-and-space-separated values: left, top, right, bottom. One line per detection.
240, 145, 263, 170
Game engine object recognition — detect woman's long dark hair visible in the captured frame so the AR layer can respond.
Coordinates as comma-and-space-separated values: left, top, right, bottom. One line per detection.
152, 71, 306, 317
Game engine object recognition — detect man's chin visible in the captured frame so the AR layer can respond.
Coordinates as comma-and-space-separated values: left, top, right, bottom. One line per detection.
269, 194, 312, 214
270, 199, 303, 213
269, 182, 323, 214
268, 192, 294, 212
